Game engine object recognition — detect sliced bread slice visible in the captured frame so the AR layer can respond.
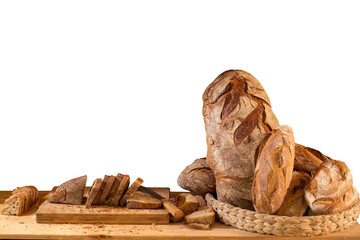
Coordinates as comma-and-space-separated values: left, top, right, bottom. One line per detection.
85, 178, 102, 208
119, 177, 144, 206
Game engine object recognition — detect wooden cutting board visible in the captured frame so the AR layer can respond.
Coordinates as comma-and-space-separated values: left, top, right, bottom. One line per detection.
36, 187, 170, 224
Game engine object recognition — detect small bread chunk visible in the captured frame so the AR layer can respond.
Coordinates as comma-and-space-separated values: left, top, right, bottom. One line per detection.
119, 177, 144, 206
93, 175, 110, 205
98, 175, 116, 204
176, 193, 199, 215
188, 223, 211, 230
126, 191, 162, 209
48, 175, 87, 205
85, 178, 102, 208
1, 186, 39, 216
106, 175, 130, 206
185, 206, 215, 226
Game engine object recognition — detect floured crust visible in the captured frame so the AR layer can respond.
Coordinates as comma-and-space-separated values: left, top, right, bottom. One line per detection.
202, 70, 280, 208
252, 125, 295, 214
304, 159, 359, 214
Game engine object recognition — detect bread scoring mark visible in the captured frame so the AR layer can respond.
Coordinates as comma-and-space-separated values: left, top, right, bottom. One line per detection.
233, 107, 260, 147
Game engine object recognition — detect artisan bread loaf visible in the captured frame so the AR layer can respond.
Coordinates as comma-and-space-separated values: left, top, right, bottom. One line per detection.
48, 175, 86, 205
275, 171, 310, 216
203, 70, 280, 208
294, 144, 331, 174
177, 158, 216, 195
304, 159, 359, 215
252, 125, 295, 214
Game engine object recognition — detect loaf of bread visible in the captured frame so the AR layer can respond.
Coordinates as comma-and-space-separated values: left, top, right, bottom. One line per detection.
275, 171, 310, 216
294, 144, 331, 174
203, 70, 280, 208
176, 193, 199, 215
252, 125, 295, 214
177, 158, 216, 195
1, 186, 39, 216
304, 159, 359, 215
48, 175, 87, 205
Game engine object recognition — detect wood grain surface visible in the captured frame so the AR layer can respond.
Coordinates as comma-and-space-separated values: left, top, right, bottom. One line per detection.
1, 191, 360, 239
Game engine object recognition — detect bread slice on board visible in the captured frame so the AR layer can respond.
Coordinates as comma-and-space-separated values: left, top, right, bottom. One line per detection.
1, 186, 39, 216
119, 177, 144, 206
93, 175, 109, 205
176, 193, 199, 215
85, 178, 102, 208
98, 175, 116, 204
185, 206, 215, 226
106, 175, 130, 206
105, 173, 123, 201
126, 191, 162, 209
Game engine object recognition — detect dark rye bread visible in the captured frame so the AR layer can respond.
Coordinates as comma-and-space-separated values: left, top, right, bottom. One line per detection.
48, 175, 87, 205
119, 177, 144, 206
106, 175, 130, 206
203, 70, 280, 208
98, 175, 116, 204
93, 175, 110, 205
177, 158, 216, 195
85, 178, 102, 208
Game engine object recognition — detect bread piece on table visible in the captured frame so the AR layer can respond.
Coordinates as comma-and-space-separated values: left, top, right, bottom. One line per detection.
177, 158, 216, 195
105, 175, 130, 206
126, 191, 162, 209
203, 70, 280, 208
85, 178, 102, 208
252, 125, 295, 214
98, 175, 116, 204
48, 175, 87, 205
103, 174, 125, 206
294, 144, 331, 174
304, 159, 360, 215
93, 175, 110, 205
119, 177, 144, 206
176, 193, 199, 215
185, 206, 215, 226
188, 223, 211, 230
276, 171, 311, 216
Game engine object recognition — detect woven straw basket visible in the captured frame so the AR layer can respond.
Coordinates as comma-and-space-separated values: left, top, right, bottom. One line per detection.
206, 194, 360, 237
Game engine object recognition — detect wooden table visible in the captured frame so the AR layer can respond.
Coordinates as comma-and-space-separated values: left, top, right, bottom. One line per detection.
1, 191, 359, 239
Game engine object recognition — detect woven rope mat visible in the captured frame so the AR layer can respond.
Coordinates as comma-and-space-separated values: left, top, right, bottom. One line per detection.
206, 193, 360, 237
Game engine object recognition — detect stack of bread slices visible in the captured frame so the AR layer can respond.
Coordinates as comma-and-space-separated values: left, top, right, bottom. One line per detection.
1, 186, 39, 216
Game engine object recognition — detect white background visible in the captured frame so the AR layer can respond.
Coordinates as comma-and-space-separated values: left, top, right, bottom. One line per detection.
1, 1, 359, 197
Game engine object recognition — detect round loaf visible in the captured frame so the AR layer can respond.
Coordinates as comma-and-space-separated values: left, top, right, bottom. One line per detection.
304, 159, 359, 215
252, 125, 295, 214
177, 158, 216, 195
294, 144, 330, 174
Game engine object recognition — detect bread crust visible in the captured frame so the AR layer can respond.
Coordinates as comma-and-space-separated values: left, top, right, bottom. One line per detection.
294, 144, 330, 174
275, 171, 310, 216
177, 158, 216, 195
252, 125, 295, 214
304, 159, 359, 214
203, 70, 279, 208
